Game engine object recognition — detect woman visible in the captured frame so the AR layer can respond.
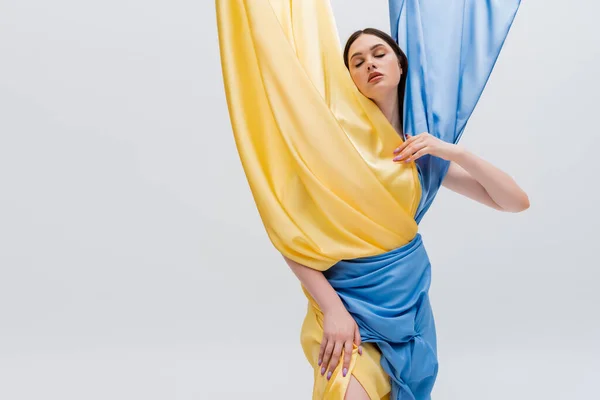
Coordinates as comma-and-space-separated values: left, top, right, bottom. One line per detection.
215, 1, 524, 399
285, 28, 528, 400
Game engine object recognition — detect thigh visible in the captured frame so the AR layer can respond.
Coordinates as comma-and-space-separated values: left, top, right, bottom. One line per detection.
344, 375, 371, 400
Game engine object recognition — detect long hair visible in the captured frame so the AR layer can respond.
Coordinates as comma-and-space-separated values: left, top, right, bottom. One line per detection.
343, 28, 408, 133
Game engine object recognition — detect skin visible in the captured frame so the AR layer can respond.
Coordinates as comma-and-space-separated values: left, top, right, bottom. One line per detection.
285, 33, 530, 400
348, 34, 404, 134
348, 34, 530, 212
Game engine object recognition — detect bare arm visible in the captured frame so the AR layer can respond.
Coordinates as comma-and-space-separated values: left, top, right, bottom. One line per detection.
283, 255, 346, 314
442, 146, 530, 212
282, 255, 362, 380
393, 133, 530, 212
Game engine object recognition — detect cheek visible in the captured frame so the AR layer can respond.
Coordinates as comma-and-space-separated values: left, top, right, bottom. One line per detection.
384, 62, 402, 84
350, 70, 365, 89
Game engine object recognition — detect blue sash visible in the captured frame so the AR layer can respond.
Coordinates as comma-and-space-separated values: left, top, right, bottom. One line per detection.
326, 233, 436, 399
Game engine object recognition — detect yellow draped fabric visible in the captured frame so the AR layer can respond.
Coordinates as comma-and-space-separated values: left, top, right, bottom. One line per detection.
216, 0, 421, 272
300, 285, 392, 399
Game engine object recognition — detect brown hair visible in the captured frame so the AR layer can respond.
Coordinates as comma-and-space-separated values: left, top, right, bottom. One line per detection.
343, 28, 408, 133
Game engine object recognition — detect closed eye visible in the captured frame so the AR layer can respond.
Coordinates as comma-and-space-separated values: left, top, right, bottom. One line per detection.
354, 54, 386, 68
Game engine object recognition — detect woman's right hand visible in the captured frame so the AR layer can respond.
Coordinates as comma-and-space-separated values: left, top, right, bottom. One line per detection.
318, 304, 363, 380
281, 255, 364, 380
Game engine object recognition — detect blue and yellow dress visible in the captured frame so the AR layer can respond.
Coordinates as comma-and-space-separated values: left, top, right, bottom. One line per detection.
216, 0, 520, 398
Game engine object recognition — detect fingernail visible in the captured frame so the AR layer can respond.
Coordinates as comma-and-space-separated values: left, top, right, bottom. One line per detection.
321, 366, 325, 375
393, 156, 400, 161
358, 346, 363, 355
343, 368, 348, 377
327, 371, 332, 380
318, 358, 322, 366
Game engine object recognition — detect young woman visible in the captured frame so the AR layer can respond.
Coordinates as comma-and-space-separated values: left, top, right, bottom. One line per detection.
284, 28, 528, 400
216, 1, 524, 399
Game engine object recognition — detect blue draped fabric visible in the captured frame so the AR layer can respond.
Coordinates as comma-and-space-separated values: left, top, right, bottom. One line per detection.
393, 0, 522, 222
326, 1, 521, 398
326, 233, 437, 399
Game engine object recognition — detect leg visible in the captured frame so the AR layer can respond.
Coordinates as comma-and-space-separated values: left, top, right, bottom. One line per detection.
344, 374, 371, 400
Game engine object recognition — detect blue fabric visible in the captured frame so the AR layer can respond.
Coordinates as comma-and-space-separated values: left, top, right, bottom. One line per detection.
327, 234, 437, 399
327, 1, 521, 398
393, 0, 522, 222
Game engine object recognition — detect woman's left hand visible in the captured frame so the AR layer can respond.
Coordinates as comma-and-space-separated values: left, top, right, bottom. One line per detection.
393, 132, 456, 163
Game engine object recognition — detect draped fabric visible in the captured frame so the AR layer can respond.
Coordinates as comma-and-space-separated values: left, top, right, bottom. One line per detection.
300, 234, 436, 399
216, 0, 520, 399
390, 0, 522, 221
216, 0, 422, 271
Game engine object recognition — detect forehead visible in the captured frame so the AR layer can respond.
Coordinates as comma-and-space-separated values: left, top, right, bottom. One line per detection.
349, 34, 390, 54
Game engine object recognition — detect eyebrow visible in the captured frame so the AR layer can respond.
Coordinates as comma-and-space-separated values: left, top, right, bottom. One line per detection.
350, 43, 385, 61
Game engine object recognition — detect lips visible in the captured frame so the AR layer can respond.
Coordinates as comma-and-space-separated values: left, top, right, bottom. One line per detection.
368, 72, 384, 83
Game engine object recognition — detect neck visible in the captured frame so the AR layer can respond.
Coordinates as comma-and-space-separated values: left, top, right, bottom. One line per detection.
374, 90, 402, 135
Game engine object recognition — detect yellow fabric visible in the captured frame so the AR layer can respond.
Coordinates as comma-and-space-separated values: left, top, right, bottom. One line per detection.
216, 0, 422, 271
301, 285, 391, 400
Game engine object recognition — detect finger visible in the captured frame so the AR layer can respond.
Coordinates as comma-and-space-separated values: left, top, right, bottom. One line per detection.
326, 340, 344, 380
354, 325, 363, 356
405, 147, 429, 162
393, 139, 409, 154
342, 341, 353, 377
318, 336, 327, 367
394, 144, 413, 160
321, 339, 335, 376
393, 133, 415, 154
395, 141, 426, 161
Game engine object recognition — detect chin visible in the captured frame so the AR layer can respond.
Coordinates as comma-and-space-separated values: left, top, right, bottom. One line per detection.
364, 87, 393, 102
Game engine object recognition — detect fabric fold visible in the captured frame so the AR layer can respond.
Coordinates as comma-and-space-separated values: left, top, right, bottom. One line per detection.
216, 0, 521, 399
324, 234, 438, 400
216, 0, 422, 271
389, 0, 521, 221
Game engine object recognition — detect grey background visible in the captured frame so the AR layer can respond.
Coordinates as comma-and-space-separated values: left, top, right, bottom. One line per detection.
0, 0, 598, 399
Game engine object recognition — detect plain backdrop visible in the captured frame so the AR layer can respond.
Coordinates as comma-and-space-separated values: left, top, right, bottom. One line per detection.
1, 1, 598, 399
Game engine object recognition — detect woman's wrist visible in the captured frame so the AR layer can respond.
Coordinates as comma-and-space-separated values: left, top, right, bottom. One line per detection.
445, 143, 467, 162
322, 298, 347, 315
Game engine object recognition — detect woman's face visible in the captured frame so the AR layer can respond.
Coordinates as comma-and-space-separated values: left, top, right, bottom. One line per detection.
347, 34, 402, 101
